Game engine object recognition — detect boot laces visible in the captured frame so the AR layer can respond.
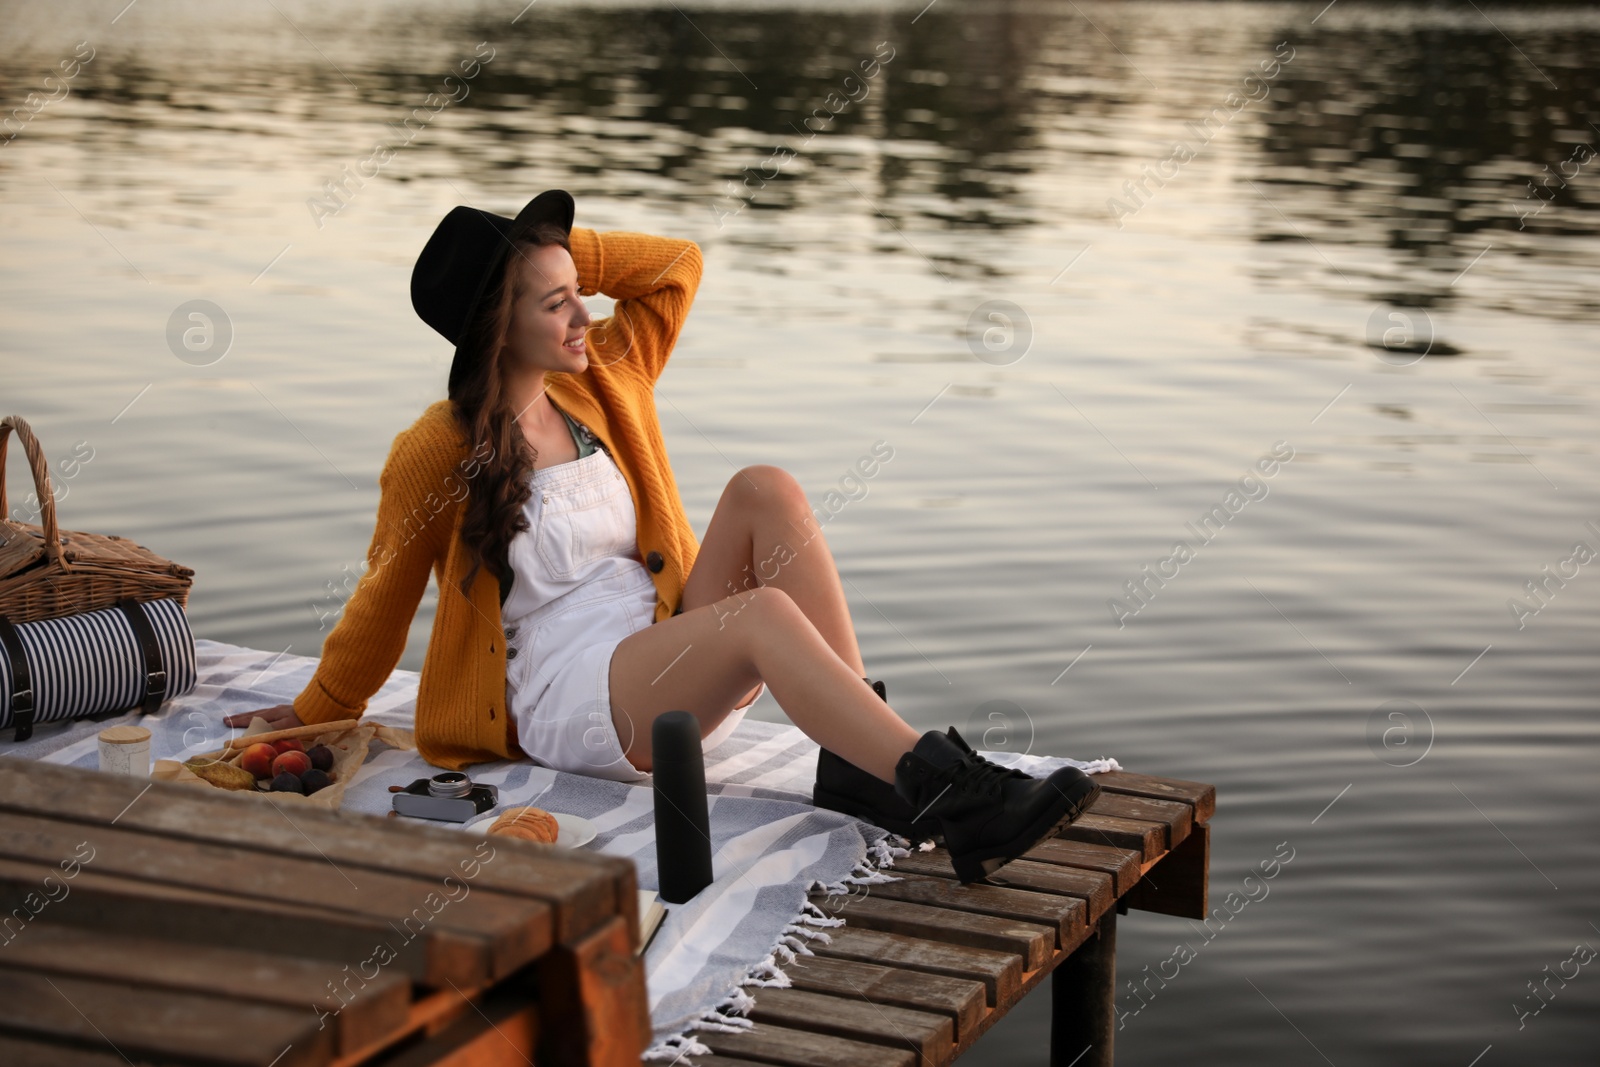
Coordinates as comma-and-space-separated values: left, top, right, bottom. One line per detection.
932, 752, 1017, 802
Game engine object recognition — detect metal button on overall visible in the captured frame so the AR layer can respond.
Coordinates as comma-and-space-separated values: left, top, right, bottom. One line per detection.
646, 551, 664, 573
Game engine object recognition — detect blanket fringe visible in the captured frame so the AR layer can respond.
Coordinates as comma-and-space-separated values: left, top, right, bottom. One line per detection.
742, 953, 793, 991
740, 953, 791, 989
688, 1009, 756, 1033
645, 1033, 711, 1061
796, 899, 844, 927
869, 835, 910, 866
810, 856, 902, 900
643, 827, 909, 1060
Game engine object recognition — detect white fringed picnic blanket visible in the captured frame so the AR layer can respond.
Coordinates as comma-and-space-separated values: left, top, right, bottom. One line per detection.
9, 638, 1118, 1056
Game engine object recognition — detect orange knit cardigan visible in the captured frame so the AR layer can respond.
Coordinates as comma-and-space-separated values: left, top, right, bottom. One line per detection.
292, 226, 705, 770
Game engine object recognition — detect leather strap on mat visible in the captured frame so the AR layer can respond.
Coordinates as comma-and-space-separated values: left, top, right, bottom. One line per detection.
116, 597, 168, 716
0, 614, 35, 742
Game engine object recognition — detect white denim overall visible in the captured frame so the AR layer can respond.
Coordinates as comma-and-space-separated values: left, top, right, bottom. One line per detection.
501, 415, 753, 782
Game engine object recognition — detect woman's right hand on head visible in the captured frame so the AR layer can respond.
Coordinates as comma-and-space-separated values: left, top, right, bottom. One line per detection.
222, 704, 302, 731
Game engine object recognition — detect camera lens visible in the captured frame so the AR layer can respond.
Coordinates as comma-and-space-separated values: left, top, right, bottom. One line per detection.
428, 772, 472, 798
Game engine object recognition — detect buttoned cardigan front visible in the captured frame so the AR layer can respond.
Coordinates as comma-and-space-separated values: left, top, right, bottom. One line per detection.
292, 226, 705, 770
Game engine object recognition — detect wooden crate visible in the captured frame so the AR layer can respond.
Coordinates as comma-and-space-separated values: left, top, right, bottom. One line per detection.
0, 757, 650, 1067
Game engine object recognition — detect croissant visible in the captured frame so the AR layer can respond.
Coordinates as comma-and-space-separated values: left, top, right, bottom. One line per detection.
489, 805, 560, 844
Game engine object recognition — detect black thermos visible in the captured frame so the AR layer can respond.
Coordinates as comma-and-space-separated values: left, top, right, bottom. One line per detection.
653, 710, 713, 904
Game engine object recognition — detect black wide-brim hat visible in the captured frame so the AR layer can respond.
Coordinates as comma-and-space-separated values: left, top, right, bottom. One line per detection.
410, 189, 575, 393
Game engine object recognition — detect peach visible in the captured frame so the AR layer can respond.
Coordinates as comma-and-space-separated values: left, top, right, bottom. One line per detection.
273, 739, 305, 754
240, 743, 278, 780
272, 750, 311, 778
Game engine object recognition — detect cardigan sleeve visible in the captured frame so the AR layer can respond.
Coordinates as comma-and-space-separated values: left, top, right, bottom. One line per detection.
567, 226, 703, 385
293, 421, 460, 724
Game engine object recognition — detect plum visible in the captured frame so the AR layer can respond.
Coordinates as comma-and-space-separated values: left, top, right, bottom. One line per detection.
272, 750, 311, 778
269, 771, 304, 793
300, 768, 332, 795
307, 745, 335, 772
240, 743, 278, 780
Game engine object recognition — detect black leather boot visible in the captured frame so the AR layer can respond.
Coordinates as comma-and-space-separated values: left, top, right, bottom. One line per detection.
811, 678, 942, 841
894, 726, 1100, 884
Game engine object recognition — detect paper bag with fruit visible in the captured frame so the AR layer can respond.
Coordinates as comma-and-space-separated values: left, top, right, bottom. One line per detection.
153, 717, 416, 811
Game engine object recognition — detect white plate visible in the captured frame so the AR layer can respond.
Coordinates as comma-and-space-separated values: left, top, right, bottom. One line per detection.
467, 811, 596, 849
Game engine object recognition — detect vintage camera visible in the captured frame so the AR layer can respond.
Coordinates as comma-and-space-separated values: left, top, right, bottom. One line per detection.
391, 771, 499, 822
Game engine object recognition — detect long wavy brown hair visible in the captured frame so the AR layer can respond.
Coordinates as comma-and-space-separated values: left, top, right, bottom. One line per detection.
450, 221, 572, 600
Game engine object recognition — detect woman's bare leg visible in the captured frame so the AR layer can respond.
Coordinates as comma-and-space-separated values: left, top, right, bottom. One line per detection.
679, 464, 867, 685
608, 586, 920, 780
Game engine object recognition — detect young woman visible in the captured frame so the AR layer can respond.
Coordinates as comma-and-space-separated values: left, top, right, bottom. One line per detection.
227, 190, 1098, 882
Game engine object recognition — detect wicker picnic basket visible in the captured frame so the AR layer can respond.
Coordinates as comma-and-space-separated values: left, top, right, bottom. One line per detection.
0, 415, 194, 624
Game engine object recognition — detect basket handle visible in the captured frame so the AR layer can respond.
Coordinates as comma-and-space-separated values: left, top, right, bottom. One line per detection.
0, 415, 66, 570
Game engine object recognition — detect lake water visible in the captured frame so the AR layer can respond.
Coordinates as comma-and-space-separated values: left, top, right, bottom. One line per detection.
3, 1, 1597, 1062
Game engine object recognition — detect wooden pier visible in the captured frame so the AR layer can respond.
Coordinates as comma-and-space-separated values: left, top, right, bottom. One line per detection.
692, 771, 1214, 1067
0, 757, 1210, 1066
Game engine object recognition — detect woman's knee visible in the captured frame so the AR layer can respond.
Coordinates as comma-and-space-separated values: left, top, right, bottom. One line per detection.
728, 464, 810, 515
719, 584, 804, 634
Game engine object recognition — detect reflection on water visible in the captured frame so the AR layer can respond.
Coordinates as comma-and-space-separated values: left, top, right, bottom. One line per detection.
3, 2, 1597, 1063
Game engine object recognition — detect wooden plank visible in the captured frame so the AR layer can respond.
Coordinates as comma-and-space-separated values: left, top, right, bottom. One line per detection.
746, 986, 952, 1065
827, 870, 1085, 947
0, 854, 438, 985
1088, 792, 1191, 848
327, 984, 485, 1067
813, 894, 1053, 971
891, 851, 1116, 924
535, 915, 651, 1067
1023, 839, 1142, 896
940, 923, 1101, 1062
374, 978, 539, 1067
701, 1021, 917, 1067
783, 954, 985, 1043
1121, 821, 1210, 921
1054, 812, 1163, 861
0, 810, 549, 987
0, 921, 408, 1058
0, 756, 628, 944
0, 1031, 142, 1066
812, 926, 1021, 1007
1094, 771, 1215, 824
984, 861, 1118, 924
0, 966, 334, 1067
